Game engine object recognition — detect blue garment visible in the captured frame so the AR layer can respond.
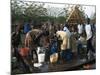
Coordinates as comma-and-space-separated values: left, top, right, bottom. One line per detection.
61, 49, 73, 61
24, 23, 31, 34
50, 41, 57, 55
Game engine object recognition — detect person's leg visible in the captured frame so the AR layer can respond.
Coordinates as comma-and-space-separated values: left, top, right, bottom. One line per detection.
61, 50, 64, 59
31, 49, 38, 63
77, 44, 82, 59
89, 37, 95, 53
86, 39, 90, 60
66, 49, 73, 61
60, 50, 67, 62
28, 48, 33, 62
60, 50, 64, 61
14, 49, 31, 72
86, 37, 95, 60
14, 47, 21, 62
45, 48, 50, 62
34, 49, 38, 62
22, 56, 34, 73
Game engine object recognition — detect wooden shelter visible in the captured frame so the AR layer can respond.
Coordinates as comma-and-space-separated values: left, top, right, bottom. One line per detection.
66, 5, 86, 31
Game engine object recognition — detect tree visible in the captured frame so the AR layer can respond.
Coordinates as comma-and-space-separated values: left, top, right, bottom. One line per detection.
11, 0, 24, 23
11, 0, 48, 23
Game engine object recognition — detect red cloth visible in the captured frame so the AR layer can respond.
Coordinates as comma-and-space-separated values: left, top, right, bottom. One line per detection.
19, 47, 30, 57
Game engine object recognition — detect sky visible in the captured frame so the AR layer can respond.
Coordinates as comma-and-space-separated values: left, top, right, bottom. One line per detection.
19, 0, 96, 18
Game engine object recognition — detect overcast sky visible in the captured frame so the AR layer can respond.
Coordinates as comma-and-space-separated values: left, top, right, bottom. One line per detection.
21, 0, 96, 18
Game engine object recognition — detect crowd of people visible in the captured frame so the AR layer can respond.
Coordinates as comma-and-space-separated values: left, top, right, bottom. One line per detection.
11, 18, 96, 72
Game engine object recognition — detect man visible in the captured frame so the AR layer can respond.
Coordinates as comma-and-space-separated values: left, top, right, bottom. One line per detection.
85, 18, 95, 60
63, 23, 71, 38
24, 20, 31, 34
56, 31, 71, 62
11, 23, 22, 60
77, 22, 83, 37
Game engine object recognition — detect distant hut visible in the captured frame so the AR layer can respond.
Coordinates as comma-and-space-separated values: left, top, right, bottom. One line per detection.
66, 5, 85, 32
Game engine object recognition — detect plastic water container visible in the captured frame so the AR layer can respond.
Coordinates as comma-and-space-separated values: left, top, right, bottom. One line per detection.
36, 47, 46, 63
38, 53, 45, 63
50, 53, 58, 63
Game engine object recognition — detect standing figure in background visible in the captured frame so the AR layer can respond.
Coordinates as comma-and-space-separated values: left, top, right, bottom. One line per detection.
24, 20, 32, 34
85, 18, 95, 60
77, 22, 83, 37
11, 23, 22, 60
63, 23, 71, 38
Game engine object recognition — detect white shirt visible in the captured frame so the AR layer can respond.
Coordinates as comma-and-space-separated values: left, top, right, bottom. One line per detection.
63, 26, 71, 38
85, 24, 92, 40
77, 24, 83, 34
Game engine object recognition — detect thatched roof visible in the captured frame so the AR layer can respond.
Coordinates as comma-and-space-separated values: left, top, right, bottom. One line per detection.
66, 6, 85, 26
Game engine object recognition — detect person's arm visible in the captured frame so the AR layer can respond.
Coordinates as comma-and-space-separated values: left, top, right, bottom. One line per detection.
25, 33, 31, 47
62, 36, 68, 50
